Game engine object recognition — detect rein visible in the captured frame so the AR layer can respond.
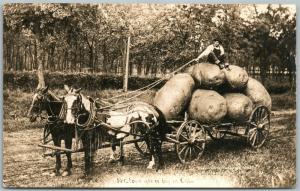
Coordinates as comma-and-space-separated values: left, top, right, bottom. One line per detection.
75, 95, 96, 129
98, 59, 197, 109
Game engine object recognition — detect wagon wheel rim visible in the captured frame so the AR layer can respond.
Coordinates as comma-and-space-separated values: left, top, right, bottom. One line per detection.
132, 121, 150, 156
175, 120, 206, 163
248, 106, 270, 148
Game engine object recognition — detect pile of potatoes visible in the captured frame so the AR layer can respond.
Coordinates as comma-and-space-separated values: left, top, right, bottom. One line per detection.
154, 62, 272, 123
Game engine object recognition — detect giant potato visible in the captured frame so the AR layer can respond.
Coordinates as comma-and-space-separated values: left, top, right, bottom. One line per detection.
244, 77, 272, 111
223, 93, 253, 121
190, 63, 226, 89
188, 89, 227, 123
224, 65, 249, 90
154, 73, 195, 119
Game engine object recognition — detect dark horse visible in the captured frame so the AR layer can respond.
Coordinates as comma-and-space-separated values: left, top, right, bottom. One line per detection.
27, 86, 74, 176
63, 86, 172, 172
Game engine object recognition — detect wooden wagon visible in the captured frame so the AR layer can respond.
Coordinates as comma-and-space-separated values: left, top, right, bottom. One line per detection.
39, 105, 270, 165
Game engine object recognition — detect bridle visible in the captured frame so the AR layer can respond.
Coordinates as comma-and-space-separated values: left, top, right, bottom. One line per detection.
64, 93, 83, 116
30, 91, 65, 122
29, 92, 47, 120
65, 93, 96, 129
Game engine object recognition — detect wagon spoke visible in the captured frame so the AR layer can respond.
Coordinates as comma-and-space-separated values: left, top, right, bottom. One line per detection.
252, 130, 257, 146
249, 129, 256, 141
179, 134, 189, 142
261, 128, 269, 135
259, 131, 266, 142
254, 109, 259, 123
183, 146, 190, 161
190, 146, 195, 159
260, 115, 268, 123
178, 145, 188, 156
194, 144, 204, 152
179, 141, 189, 145
195, 138, 205, 143
256, 131, 261, 146
182, 127, 189, 139
189, 147, 192, 161
261, 128, 269, 138
192, 125, 197, 137
260, 109, 266, 120
258, 108, 263, 121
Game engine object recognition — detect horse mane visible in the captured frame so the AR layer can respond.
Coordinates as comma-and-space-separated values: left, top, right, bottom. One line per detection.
79, 93, 92, 112
48, 90, 60, 101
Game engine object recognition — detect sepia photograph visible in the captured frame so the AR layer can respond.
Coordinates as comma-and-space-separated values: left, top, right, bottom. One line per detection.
2, 3, 296, 188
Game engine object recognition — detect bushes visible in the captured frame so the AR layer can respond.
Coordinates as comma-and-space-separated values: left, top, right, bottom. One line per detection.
271, 92, 296, 111
3, 71, 166, 91
264, 79, 294, 94
3, 71, 294, 94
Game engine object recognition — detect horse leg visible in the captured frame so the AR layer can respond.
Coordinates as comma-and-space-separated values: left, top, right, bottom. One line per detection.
83, 131, 95, 177
146, 134, 156, 169
109, 136, 118, 163
89, 130, 97, 175
119, 139, 124, 165
62, 134, 73, 176
52, 135, 62, 176
82, 137, 91, 177
154, 138, 164, 171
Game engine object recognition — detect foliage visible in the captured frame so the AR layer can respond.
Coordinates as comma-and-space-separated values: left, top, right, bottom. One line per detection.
3, 4, 296, 84
3, 71, 166, 91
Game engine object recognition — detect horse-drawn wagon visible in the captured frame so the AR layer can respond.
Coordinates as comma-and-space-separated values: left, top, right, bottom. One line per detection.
34, 86, 270, 169
28, 60, 271, 176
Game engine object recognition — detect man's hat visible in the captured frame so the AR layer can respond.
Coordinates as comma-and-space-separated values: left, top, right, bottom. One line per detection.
213, 37, 222, 44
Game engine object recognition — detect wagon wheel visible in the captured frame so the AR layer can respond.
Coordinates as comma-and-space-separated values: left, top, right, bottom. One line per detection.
132, 121, 150, 157
175, 120, 206, 163
209, 126, 226, 140
247, 106, 270, 148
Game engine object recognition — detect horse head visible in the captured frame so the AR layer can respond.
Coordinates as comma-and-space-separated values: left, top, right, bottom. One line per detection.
63, 85, 91, 125
27, 86, 50, 122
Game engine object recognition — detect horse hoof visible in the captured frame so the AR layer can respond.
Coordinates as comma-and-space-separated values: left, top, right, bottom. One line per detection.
50, 172, 60, 177
157, 169, 162, 173
108, 159, 117, 164
147, 165, 154, 170
62, 171, 71, 177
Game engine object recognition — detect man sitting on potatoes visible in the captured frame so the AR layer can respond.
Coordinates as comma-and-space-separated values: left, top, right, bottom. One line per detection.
195, 38, 230, 70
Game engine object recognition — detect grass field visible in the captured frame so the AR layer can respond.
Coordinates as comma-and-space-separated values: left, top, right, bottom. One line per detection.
2, 89, 296, 188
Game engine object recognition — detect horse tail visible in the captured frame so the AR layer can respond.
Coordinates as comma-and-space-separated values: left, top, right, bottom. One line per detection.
93, 124, 112, 150
153, 106, 172, 134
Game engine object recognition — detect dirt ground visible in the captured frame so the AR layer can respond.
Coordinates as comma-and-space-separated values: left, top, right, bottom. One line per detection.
2, 110, 296, 188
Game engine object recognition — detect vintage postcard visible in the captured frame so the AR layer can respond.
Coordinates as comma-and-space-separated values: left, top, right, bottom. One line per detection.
2, 3, 296, 188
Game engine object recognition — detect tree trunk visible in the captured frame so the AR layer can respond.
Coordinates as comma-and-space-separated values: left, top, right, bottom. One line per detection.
89, 47, 94, 73
34, 40, 38, 70
10, 41, 15, 71
74, 43, 78, 72
102, 43, 108, 73
79, 47, 83, 72
24, 46, 27, 71
37, 63, 45, 89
